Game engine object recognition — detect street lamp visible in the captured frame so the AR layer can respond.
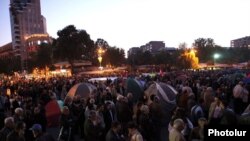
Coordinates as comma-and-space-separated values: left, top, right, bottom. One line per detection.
213, 53, 220, 67
97, 47, 105, 70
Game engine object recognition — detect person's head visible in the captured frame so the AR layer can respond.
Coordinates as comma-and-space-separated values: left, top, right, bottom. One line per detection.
34, 107, 40, 114
88, 110, 97, 120
198, 118, 207, 128
116, 95, 124, 102
30, 124, 42, 137
15, 121, 26, 135
173, 118, 185, 131
89, 98, 95, 104
97, 104, 104, 112
127, 121, 138, 133
111, 121, 121, 133
214, 96, 222, 105
206, 87, 213, 93
62, 106, 70, 115
140, 105, 149, 114
239, 81, 244, 86
15, 108, 24, 117
4, 117, 14, 129
105, 102, 112, 110
127, 93, 133, 99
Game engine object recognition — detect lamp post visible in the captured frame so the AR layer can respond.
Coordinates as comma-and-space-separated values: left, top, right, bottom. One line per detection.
97, 47, 105, 70
213, 53, 220, 68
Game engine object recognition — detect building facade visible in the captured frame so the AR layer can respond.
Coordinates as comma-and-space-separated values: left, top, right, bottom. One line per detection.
25, 34, 51, 53
0, 43, 14, 59
9, 0, 47, 70
140, 41, 165, 53
231, 36, 250, 48
127, 47, 140, 57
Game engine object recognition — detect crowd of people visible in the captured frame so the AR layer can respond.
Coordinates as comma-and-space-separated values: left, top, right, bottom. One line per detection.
0, 69, 250, 141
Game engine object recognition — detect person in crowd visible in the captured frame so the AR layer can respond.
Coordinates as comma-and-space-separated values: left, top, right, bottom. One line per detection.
169, 118, 186, 141
208, 96, 225, 125
103, 101, 116, 134
106, 121, 124, 141
96, 104, 106, 140
13, 108, 24, 123
116, 82, 125, 97
233, 81, 244, 115
85, 98, 97, 119
0, 94, 6, 129
84, 110, 102, 141
138, 104, 152, 141
189, 118, 207, 141
59, 106, 74, 141
127, 122, 143, 141
190, 99, 205, 127
116, 95, 133, 136
0, 117, 15, 141
149, 95, 163, 141
32, 106, 47, 132
220, 101, 237, 125
6, 121, 26, 141
71, 96, 83, 136
30, 124, 55, 141
169, 107, 193, 141
202, 87, 214, 118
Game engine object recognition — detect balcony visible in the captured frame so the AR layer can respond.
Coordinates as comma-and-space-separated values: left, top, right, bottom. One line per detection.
15, 37, 21, 41
15, 41, 21, 44
14, 23, 19, 27
15, 46, 21, 49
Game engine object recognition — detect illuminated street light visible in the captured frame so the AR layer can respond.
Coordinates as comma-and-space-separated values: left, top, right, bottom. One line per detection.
97, 47, 105, 70
213, 53, 220, 68
213, 53, 220, 59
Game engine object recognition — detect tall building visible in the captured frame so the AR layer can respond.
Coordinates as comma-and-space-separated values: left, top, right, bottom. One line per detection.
140, 41, 165, 53
9, 0, 47, 70
127, 47, 140, 57
231, 36, 250, 48
0, 43, 13, 59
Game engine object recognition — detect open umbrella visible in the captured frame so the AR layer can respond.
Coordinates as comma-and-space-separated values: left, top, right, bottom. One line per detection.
45, 100, 61, 127
66, 82, 97, 99
145, 82, 177, 104
145, 82, 178, 124
126, 78, 145, 102
145, 82, 178, 141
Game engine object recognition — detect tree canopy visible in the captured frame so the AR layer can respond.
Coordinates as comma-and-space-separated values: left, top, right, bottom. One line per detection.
54, 25, 95, 63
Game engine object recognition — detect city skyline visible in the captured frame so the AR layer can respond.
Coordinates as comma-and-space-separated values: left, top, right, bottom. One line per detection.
1, 0, 250, 52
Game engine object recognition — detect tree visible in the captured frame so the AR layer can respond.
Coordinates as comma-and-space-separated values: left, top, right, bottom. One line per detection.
103, 46, 125, 67
55, 25, 95, 73
0, 56, 21, 74
95, 38, 109, 49
179, 42, 188, 50
193, 38, 207, 48
36, 43, 53, 68
193, 38, 217, 63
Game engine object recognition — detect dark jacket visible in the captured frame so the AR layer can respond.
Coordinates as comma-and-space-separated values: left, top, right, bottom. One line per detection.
0, 127, 13, 141
35, 133, 55, 141
84, 119, 102, 141
105, 129, 124, 141
6, 131, 25, 141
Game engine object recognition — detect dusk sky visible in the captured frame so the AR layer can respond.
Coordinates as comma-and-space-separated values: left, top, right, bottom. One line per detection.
1, 0, 250, 52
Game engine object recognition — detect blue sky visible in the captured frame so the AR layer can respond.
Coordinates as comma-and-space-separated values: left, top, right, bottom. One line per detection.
1, 0, 250, 52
